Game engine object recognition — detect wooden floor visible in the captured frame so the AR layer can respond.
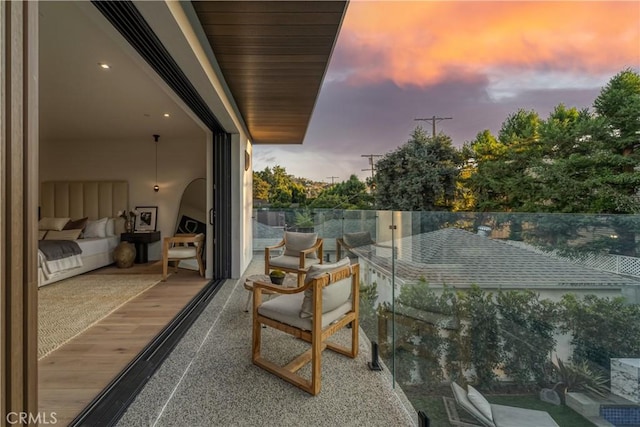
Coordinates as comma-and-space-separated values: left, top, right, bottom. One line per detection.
38, 262, 209, 426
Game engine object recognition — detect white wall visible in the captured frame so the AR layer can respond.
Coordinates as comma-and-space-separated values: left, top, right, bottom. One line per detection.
40, 135, 206, 260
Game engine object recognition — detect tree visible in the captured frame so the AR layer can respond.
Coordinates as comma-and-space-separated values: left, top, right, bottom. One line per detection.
254, 165, 307, 207
308, 174, 373, 209
374, 127, 461, 211
560, 294, 640, 370
497, 290, 558, 387
252, 172, 270, 200
462, 110, 543, 212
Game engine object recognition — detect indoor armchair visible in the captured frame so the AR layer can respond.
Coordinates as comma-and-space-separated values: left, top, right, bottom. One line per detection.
265, 231, 323, 286
162, 233, 205, 281
252, 258, 359, 395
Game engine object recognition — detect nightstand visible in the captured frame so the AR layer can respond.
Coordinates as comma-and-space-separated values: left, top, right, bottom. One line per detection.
120, 231, 161, 263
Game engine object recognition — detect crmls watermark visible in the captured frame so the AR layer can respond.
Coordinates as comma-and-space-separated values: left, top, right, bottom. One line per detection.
6, 412, 57, 425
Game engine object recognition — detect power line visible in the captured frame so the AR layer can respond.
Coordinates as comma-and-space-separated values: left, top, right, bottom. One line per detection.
414, 115, 453, 138
326, 176, 339, 185
361, 154, 382, 180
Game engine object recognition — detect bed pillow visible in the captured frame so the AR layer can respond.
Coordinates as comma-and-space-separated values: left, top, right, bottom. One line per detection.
84, 217, 109, 238
44, 229, 82, 241
38, 230, 47, 240
106, 218, 116, 236
39, 217, 70, 231
63, 217, 88, 231
300, 257, 351, 318
467, 385, 494, 424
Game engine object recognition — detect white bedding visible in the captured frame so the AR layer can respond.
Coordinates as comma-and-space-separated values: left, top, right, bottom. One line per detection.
38, 236, 120, 287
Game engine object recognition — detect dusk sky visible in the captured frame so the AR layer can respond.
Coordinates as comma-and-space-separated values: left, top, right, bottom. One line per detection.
252, 1, 640, 183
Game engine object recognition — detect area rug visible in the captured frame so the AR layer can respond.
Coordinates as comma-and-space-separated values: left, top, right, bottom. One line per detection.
38, 274, 163, 359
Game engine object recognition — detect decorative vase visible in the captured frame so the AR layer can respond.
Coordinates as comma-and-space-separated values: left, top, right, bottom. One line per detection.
125, 219, 134, 233
113, 242, 136, 268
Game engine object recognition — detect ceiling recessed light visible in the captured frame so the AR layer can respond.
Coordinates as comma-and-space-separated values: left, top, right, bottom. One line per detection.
98, 63, 110, 69
163, 113, 170, 118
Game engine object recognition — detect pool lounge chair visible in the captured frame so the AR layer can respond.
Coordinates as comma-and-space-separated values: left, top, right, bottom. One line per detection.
444, 382, 559, 427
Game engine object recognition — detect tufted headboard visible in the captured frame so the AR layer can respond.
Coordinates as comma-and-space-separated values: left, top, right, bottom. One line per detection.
40, 181, 129, 220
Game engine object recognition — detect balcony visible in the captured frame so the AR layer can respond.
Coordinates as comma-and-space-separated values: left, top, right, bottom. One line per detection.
121, 209, 640, 427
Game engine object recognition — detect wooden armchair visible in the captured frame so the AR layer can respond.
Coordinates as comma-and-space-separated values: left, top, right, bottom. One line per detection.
265, 231, 323, 286
252, 259, 359, 395
162, 233, 204, 281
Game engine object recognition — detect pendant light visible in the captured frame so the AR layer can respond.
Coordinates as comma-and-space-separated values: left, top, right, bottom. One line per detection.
153, 134, 160, 192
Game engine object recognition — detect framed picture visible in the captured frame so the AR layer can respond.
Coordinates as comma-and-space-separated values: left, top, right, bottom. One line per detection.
134, 206, 158, 232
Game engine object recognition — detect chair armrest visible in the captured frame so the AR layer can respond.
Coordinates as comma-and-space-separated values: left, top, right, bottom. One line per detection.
164, 234, 200, 244
253, 280, 308, 295
265, 240, 285, 251
265, 240, 285, 274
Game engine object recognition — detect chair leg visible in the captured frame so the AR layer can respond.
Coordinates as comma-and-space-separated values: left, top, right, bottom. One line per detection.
197, 255, 205, 277
244, 292, 252, 312
310, 332, 322, 395
252, 308, 262, 363
162, 256, 168, 281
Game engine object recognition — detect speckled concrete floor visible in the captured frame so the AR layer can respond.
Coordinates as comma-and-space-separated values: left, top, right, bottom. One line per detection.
117, 259, 417, 427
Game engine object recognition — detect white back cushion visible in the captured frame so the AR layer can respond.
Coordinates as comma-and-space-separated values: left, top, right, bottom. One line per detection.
467, 385, 494, 424
300, 257, 351, 318
283, 231, 318, 259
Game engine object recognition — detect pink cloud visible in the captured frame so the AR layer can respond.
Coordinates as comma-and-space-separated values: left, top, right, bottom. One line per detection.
333, 1, 640, 87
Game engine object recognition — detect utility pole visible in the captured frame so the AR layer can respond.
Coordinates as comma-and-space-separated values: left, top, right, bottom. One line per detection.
361, 154, 382, 180
326, 176, 339, 185
415, 115, 453, 138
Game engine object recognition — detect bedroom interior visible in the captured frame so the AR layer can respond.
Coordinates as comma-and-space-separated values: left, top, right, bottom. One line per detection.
37, 2, 212, 422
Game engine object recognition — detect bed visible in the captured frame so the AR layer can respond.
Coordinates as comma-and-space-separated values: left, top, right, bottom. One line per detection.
38, 181, 129, 287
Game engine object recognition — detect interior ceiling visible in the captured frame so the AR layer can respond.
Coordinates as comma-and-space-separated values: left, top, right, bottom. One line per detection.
39, 1, 347, 147
39, 2, 205, 143
191, 1, 348, 145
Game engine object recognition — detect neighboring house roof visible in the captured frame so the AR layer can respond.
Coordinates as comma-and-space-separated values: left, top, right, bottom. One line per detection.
354, 228, 640, 289
192, 1, 348, 145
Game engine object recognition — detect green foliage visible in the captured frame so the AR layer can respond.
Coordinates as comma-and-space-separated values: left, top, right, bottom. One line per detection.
394, 280, 450, 386
459, 286, 501, 387
559, 293, 640, 369
252, 172, 270, 200
463, 109, 544, 212
254, 166, 307, 207
358, 281, 380, 339
308, 175, 373, 209
375, 127, 462, 211
293, 210, 314, 228
461, 69, 640, 219
552, 358, 609, 398
496, 290, 558, 386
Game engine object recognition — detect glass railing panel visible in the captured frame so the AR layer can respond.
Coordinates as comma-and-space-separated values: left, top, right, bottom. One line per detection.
377, 211, 640, 426
252, 209, 640, 426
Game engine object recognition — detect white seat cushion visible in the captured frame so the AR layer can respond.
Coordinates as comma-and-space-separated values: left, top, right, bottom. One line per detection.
269, 255, 320, 270
491, 404, 559, 427
168, 246, 197, 259
258, 292, 351, 331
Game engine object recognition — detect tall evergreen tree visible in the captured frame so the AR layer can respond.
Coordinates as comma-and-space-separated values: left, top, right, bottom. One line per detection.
375, 127, 461, 211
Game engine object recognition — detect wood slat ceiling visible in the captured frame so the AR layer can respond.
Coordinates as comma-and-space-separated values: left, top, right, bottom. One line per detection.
191, 1, 348, 144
